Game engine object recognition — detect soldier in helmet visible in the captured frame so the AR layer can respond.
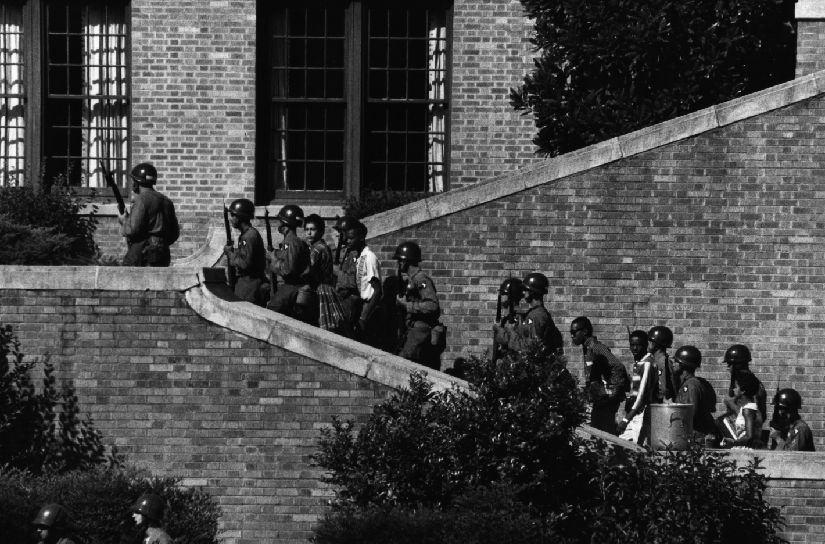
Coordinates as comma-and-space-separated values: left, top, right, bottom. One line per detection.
332, 216, 361, 334
492, 272, 564, 359
671, 346, 719, 442
769, 388, 815, 451
32, 503, 78, 544
717, 344, 767, 439
492, 277, 524, 361
266, 205, 311, 318
646, 325, 676, 403
126, 493, 173, 544
394, 241, 441, 370
223, 199, 266, 305
571, 316, 629, 435
119, 163, 180, 267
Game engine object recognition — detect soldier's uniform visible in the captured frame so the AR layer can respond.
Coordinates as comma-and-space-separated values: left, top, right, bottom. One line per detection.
121, 164, 179, 267
268, 230, 310, 317
142, 527, 174, 544
675, 373, 717, 438
398, 265, 441, 370
336, 248, 360, 330
228, 224, 266, 304
505, 305, 563, 357
651, 350, 674, 403
778, 419, 815, 451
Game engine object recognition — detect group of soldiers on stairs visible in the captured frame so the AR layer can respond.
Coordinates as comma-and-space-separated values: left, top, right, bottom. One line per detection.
115, 163, 816, 451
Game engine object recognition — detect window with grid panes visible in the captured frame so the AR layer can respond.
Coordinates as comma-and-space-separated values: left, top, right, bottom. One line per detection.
257, 1, 449, 203
0, 0, 129, 189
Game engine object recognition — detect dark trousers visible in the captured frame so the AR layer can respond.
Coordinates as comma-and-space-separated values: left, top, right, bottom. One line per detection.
590, 399, 622, 436
398, 325, 439, 371
268, 283, 301, 317
234, 276, 263, 306
122, 241, 171, 267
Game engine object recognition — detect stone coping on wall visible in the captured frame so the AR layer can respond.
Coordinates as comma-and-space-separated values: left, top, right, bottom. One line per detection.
363, 69, 825, 240
0, 265, 198, 291
798, 0, 825, 19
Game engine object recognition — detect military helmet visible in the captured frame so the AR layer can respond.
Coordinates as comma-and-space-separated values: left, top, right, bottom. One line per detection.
774, 388, 802, 411
522, 272, 549, 295
332, 215, 358, 233
228, 198, 255, 220
276, 205, 304, 228
724, 344, 752, 366
393, 241, 422, 262
131, 494, 166, 522
130, 163, 158, 186
32, 504, 68, 528
647, 325, 673, 348
673, 345, 702, 368
498, 277, 523, 298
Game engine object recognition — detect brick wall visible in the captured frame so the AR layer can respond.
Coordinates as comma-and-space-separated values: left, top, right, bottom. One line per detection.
767, 480, 825, 542
368, 92, 825, 448
797, 21, 825, 77
449, 0, 541, 189
0, 287, 391, 544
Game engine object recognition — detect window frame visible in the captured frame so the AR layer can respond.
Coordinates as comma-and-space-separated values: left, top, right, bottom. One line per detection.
256, 0, 452, 205
13, 0, 131, 199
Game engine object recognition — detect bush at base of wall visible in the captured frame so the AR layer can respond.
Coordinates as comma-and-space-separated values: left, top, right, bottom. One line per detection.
0, 467, 221, 544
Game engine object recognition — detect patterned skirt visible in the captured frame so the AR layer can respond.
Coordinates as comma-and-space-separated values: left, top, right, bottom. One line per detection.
317, 283, 349, 335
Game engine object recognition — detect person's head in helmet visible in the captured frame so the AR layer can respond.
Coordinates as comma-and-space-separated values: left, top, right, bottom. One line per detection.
628, 329, 648, 362
304, 214, 325, 245
773, 388, 803, 426
393, 241, 422, 273
646, 325, 673, 355
346, 222, 368, 253
724, 344, 752, 375
129, 163, 157, 194
498, 277, 523, 308
671, 345, 701, 380
276, 205, 304, 235
227, 199, 255, 231
521, 272, 549, 304
32, 503, 70, 544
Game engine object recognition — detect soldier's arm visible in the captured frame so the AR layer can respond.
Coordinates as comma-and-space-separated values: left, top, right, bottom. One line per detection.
122, 197, 147, 238
229, 233, 253, 271
793, 424, 815, 451
406, 276, 440, 315
271, 239, 301, 276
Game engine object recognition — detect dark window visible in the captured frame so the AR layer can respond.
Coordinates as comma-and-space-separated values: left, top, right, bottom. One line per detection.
258, 1, 450, 203
0, 0, 130, 189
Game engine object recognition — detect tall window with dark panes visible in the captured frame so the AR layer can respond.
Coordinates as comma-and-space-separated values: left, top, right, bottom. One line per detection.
259, 1, 449, 202
0, 0, 129, 188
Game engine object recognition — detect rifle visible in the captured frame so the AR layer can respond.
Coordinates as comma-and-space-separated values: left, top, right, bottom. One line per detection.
223, 205, 237, 289
492, 286, 503, 364
334, 216, 345, 266
264, 209, 276, 292
397, 261, 406, 297
99, 160, 125, 214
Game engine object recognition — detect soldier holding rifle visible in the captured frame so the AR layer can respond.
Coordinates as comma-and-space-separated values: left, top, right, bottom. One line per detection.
223, 199, 266, 305
266, 205, 310, 318
394, 241, 441, 370
109, 162, 179, 267
492, 277, 523, 364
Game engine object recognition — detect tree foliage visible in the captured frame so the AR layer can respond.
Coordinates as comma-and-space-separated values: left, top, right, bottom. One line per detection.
314, 349, 786, 543
0, 323, 115, 473
511, 0, 796, 156
0, 178, 99, 264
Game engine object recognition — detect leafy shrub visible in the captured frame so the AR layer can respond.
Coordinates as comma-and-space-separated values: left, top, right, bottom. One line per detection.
511, 0, 796, 156
0, 323, 115, 473
0, 181, 99, 264
314, 485, 552, 544
314, 348, 786, 543
0, 466, 221, 544
314, 349, 587, 510
341, 191, 432, 220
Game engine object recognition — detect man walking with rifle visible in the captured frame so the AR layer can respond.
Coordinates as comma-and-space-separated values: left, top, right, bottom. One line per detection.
394, 241, 441, 370
223, 199, 266, 305
111, 162, 179, 267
